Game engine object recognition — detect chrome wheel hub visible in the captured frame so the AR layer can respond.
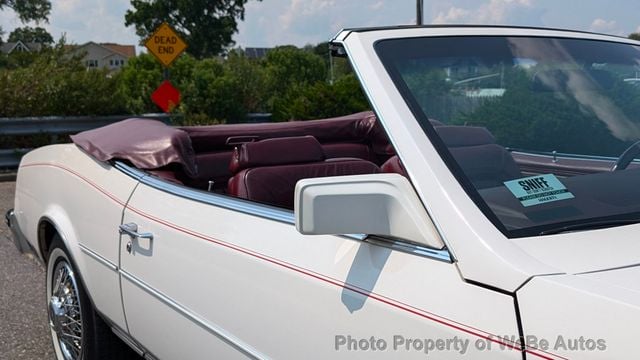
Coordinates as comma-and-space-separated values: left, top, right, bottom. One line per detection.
50, 296, 66, 317
48, 261, 83, 360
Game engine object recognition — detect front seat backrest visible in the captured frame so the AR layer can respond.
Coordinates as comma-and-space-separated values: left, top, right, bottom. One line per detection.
435, 126, 522, 189
227, 136, 380, 208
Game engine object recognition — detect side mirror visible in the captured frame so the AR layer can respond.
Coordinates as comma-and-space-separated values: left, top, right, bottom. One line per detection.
294, 173, 444, 249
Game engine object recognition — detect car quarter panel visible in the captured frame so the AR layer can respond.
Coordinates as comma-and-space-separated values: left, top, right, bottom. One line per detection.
14, 144, 139, 330
120, 180, 523, 359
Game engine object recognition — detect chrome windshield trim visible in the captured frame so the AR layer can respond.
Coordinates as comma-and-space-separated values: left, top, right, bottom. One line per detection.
120, 270, 264, 360
79, 243, 118, 271
114, 162, 452, 262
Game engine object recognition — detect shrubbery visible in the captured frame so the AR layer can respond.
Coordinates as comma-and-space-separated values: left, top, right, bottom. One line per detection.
0, 44, 128, 117
0, 42, 369, 123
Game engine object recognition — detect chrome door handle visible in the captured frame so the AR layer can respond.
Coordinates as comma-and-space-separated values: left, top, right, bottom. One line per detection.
119, 223, 154, 240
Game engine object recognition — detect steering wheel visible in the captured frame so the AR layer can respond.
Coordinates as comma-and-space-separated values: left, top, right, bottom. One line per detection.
611, 140, 640, 171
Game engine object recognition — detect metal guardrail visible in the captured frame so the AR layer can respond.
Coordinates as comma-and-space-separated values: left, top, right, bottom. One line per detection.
0, 113, 174, 136
0, 149, 29, 169
0, 113, 273, 169
0, 113, 175, 168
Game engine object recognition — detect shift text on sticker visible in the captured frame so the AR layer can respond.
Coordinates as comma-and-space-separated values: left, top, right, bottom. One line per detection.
503, 174, 574, 207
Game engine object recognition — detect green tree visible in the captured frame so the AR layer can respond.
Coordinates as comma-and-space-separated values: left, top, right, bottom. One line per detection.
177, 50, 266, 123
0, 0, 51, 50
116, 52, 201, 114
629, 33, 640, 41
452, 67, 636, 157
125, 0, 258, 58
281, 73, 369, 120
224, 50, 266, 114
265, 46, 327, 92
308, 41, 354, 81
8, 26, 53, 44
117, 53, 164, 114
0, 40, 127, 117
264, 46, 327, 120
0, 0, 51, 22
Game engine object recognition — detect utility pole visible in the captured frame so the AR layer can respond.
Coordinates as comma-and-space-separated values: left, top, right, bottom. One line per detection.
329, 49, 335, 85
416, 0, 424, 25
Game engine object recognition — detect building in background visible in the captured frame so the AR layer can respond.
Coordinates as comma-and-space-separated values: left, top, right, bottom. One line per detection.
0, 40, 43, 54
243, 47, 271, 59
71, 42, 136, 71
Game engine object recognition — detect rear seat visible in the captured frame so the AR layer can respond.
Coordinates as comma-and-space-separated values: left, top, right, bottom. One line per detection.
184, 142, 375, 192
179, 112, 394, 191
227, 136, 380, 208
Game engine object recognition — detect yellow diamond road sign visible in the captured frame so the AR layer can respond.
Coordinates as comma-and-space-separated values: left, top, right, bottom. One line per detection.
145, 22, 187, 67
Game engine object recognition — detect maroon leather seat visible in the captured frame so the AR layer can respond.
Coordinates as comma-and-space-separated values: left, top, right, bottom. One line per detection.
227, 136, 380, 208
374, 125, 522, 189
321, 143, 374, 162
435, 126, 522, 189
190, 152, 235, 191
381, 155, 408, 177
449, 144, 522, 189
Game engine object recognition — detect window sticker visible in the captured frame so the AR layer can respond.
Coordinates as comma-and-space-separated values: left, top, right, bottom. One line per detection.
503, 174, 575, 207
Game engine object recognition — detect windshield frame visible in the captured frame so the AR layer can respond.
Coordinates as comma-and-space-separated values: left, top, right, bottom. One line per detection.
374, 34, 640, 238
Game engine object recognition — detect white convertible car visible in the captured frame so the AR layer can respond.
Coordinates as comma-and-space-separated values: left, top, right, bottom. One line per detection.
7, 26, 640, 359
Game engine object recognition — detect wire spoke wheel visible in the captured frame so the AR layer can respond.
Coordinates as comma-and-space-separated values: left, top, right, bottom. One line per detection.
46, 236, 141, 360
48, 258, 84, 360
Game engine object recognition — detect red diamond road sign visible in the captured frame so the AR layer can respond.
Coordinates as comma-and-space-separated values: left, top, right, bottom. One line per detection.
151, 80, 180, 113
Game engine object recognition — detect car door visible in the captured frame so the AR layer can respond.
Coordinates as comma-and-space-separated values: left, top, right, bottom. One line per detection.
119, 175, 523, 359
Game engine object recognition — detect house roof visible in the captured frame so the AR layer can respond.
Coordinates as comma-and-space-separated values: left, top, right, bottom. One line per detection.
0, 43, 14, 54
0, 41, 43, 54
100, 43, 136, 58
71, 42, 136, 59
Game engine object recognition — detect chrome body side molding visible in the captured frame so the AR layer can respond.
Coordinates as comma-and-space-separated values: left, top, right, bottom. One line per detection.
78, 243, 118, 271
114, 161, 453, 263
110, 324, 146, 356
119, 270, 265, 360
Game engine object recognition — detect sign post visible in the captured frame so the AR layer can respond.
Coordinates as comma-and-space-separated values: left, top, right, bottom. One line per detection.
145, 22, 187, 112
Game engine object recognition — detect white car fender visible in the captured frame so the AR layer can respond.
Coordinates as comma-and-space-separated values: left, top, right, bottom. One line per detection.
517, 272, 640, 358
38, 204, 84, 269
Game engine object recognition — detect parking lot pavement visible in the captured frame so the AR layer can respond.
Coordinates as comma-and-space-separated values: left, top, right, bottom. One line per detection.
0, 181, 55, 359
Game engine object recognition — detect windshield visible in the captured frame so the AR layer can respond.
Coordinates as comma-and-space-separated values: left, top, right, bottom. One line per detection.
376, 35, 640, 237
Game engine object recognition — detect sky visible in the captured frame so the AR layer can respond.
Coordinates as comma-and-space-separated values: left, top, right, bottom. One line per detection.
1, 0, 640, 51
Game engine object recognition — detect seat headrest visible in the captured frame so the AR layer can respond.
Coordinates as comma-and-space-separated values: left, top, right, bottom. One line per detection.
435, 126, 496, 147
229, 135, 325, 173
